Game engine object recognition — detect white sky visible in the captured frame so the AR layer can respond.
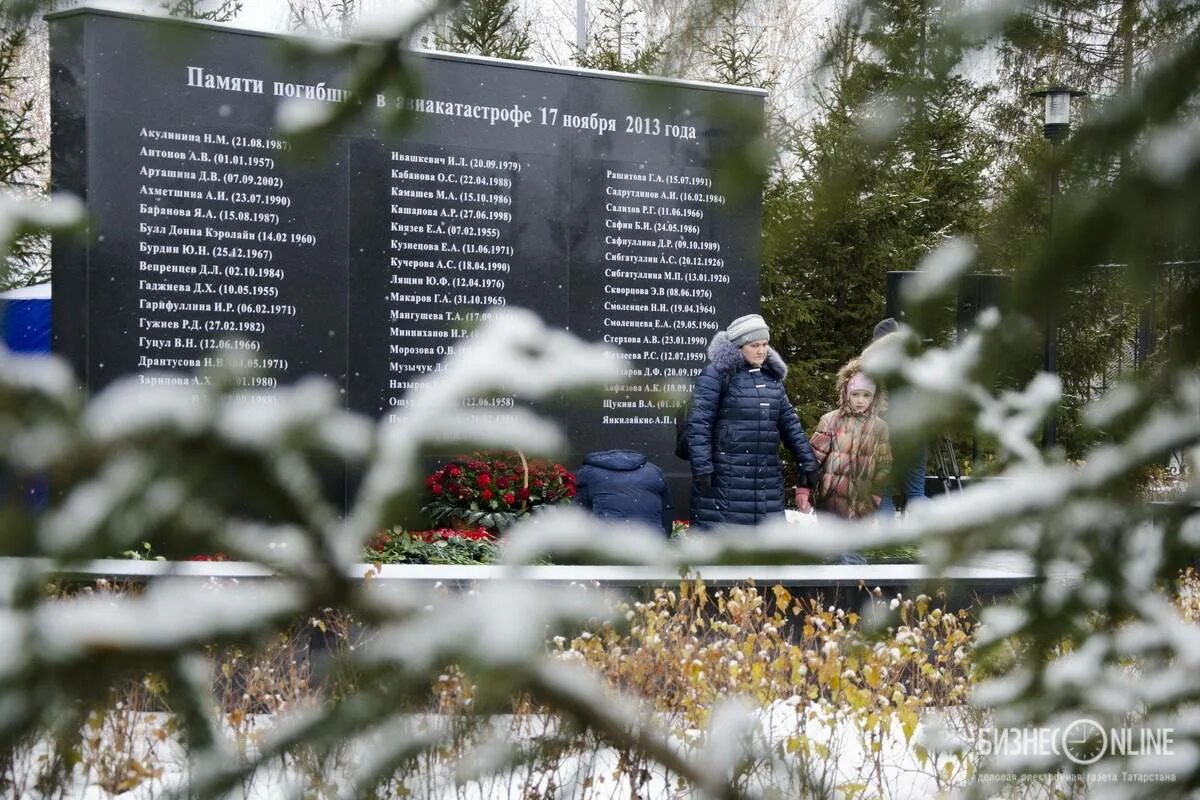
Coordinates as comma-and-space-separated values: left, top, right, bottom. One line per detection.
236, 0, 577, 56
237, 1, 290, 30
236, 0, 428, 32
249, 0, 550, 35
61, 1, 438, 34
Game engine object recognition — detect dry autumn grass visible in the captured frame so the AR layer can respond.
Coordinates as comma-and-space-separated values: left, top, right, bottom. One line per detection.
5, 571, 1199, 797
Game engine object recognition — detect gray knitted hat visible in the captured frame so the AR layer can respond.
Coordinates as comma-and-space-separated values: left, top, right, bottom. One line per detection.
727, 314, 769, 347
872, 317, 900, 341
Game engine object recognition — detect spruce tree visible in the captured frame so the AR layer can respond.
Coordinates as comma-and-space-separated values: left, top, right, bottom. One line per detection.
435, 0, 532, 61
0, 25, 48, 290
763, 0, 991, 422
982, 0, 1200, 458
161, 0, 243, 22
765, 19, 879, 416
574, 0, 664, 74
698, 0, 770, 88
859, 0, 992, 266
288, 0, 357, 37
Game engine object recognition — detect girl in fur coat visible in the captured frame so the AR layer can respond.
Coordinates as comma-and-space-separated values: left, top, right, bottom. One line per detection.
802, 359, 892, 519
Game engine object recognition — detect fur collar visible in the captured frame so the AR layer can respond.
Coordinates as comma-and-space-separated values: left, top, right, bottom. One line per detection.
706, 331, 788, 381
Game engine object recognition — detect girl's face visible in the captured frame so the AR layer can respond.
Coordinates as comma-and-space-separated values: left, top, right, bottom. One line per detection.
848, 388, 874, 414
740, 339, 769, 367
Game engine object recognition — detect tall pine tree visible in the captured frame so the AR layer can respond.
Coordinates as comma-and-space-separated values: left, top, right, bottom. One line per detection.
436, 0, 532, 61
699, 0, 772, 87
574, 0, 664, 73
763, 0, 991, 422
763, 13, 895, 421
288, 0, 357, 37
982, 0, 1200, 457
0, 25, 48, 289
161, 0, 242, 22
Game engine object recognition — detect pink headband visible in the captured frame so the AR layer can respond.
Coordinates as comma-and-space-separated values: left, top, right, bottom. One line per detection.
847, 373, 876, 396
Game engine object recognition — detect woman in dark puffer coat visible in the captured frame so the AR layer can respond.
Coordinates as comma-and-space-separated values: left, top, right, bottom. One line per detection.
686, 314, 820, 527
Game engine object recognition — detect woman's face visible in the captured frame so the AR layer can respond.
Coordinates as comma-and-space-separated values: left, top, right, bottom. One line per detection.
740, 339, 769, 367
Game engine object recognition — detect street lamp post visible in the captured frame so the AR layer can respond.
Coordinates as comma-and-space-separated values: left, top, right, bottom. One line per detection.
1029, 85, 1086, 451
577, 0, 588, 55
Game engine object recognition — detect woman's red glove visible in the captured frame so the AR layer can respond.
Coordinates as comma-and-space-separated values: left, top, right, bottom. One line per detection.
794, 486, 812, 513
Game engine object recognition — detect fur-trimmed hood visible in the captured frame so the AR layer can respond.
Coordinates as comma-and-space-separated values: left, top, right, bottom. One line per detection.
707, 331, 788, 381
835, 357, 883, 415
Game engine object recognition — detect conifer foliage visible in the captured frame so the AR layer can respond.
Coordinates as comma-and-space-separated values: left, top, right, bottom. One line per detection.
436, 0, 533, 61
160, 0, 243, 22
574, 0, 665, 73
699, 0, 771, 88
981, 0, 1200, 458
0, 25, 47, 289
763, 0, 991, 424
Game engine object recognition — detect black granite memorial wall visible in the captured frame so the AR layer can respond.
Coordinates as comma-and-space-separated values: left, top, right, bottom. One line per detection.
49, 9, 763, 503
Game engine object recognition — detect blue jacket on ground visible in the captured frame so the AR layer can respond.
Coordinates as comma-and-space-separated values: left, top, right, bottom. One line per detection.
576, 449, 673, 536
687, 332, 819, 527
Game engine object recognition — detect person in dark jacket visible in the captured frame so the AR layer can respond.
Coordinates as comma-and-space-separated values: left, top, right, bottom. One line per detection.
576, 449, 673, 536
865, 317, 927, 515
686, 314, 820, 527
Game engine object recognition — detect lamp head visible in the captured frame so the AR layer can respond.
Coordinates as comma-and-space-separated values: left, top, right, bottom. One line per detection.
1029, 85, 1088, 140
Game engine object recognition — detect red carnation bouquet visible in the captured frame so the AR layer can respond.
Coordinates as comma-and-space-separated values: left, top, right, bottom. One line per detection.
422, 451, 576, 532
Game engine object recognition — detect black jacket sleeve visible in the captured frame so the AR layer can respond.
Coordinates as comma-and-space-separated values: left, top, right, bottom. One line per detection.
659, 471, 674, 537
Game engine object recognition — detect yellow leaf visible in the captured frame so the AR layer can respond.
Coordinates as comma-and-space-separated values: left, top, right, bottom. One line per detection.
863, 664, 880, 689
116, 776, 145, 792
899, 708, 918, 742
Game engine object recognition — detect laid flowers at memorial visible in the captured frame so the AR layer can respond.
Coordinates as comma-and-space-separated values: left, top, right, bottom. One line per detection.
364, 526, 499, 565
187, 552, 229, 562
119, 542, 228, 562
422, 451, 577, 532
